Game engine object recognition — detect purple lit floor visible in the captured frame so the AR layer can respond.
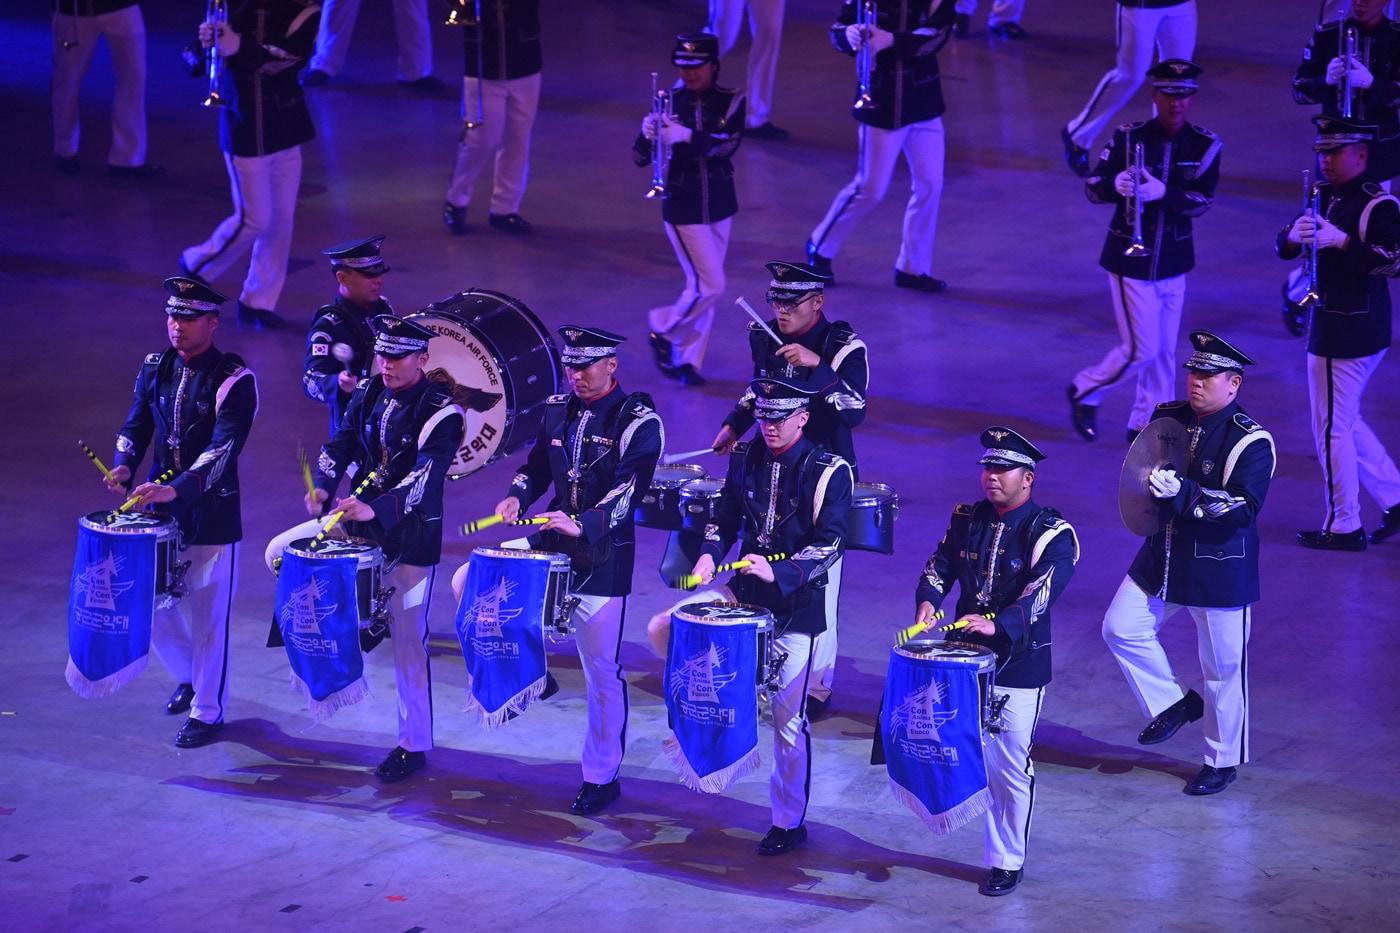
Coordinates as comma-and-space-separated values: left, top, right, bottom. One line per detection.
3, 1, 1398, 929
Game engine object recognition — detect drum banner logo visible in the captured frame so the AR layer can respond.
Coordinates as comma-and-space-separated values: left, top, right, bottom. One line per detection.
456, 554, 549, 729
66, 523, 156, 698
663, 613, 761, 793
276, 552, 369, 717
420, 322, 508, 476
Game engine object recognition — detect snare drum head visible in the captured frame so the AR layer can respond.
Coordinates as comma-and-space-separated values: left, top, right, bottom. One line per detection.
286, 536, 383, 567
673, 601, 774, 630
472, 546, 571, 571
853, 482, 897, 507
652, 464, 706, 488
895, 637, 996, 671
679, 477, 725, 500
81, 510, 176, 537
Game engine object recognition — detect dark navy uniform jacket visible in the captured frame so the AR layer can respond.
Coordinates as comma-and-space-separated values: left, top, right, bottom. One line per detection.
701, 438, 853, 636
1087, 119, 1221, 281
1127, 401, 1276, 609
916, 499, 1078, 689
722, 317, 869, 474
632, 85, 745, 226
829, 0, 954, 131
115, 347, 258, 546
1294, 18, 1400, 176
463, 0, 541, 80
302, 295, 394, 435
1276, 177, 1400, 359
217, 0, 319, 157
507, 383, 664, 598
315, 374, 464, 566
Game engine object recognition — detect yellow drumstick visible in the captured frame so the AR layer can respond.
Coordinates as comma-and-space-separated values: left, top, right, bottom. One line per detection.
310, 469, 379, 550
678, 552, 788, 591
460, 513, 506, 536
895, 611, 996, 647
297, 442, 316, 497
78, 440, 114, 481
111, 468, 177, 520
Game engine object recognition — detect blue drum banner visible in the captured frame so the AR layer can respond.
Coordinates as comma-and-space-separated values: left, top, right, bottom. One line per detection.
455, 551, 549, 729
277, 550, 369, 719
66, 522, 155, 697
663, 612, 761, 793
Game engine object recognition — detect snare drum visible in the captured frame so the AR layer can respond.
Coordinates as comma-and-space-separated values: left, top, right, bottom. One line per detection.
636, 464, 707, 531
848, 482, 899, 554
80, 510, 182, 601
283, 537, 386, 629
408, 289, 561, 479
679, 477, 726, 534
894, 637, 997, 736
670, 601, 780, 690
469, 547, 575, 635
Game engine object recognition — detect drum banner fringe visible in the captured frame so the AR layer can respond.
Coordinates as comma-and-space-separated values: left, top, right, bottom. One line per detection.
663, 613, 761, 793
881, 648, 992, 835
276, 551, 369, 719
66, 522, 156, 698
455, 552, 550, 729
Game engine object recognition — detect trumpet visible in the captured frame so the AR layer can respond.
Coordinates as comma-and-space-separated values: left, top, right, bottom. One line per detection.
1342, 26, 1357, 120
1122, 138, 1151, 258
447, 0, 485, 128
645, 71, 672, 200
203, 0, 228, 108
854, 0, 877, 111
1299, 169, 1322, 311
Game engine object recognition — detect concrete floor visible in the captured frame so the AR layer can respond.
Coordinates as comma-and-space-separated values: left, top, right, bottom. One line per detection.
3, 1, 1398, 929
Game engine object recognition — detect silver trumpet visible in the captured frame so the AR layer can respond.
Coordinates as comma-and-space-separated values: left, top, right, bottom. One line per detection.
203, 0, 228, 108
446, 0, 485, 129
1123, 138, 1151, 258
1299, 169, 1322, 311
1342, 26, 1357, 120
854, 0, 877, 111
645, 71, 672, 200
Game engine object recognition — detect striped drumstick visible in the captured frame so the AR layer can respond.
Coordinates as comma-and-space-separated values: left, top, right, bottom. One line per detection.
895, 611, 998, 647
309, 469, 379, 550
78, 440, 115, 480
297, 442, 316, 498
110, 468, 177, 520
677, 552, 788, 591
460, 513, 506, 536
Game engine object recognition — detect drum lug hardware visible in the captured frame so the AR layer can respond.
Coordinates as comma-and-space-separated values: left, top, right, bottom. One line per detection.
987, 692, 1010, 734
375, 586, 397, 624
169, 559, 192, 598
552, 595, 581, 637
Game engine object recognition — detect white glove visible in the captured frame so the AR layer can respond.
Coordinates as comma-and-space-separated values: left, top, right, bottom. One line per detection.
640, 114, 658, 141
659, 120, 692, 145
1309, 215, 1349, 250
1137, 168, 1166, 202
1113, 170, 1135, 198
1349, 61, 1375, 89
1325, 57, 1346, 86
201, 21, 241, 56
1288, 213, 1315, 245
844, 23, 866, 51
868, 26, 895, 54
1148, 468, 1181, 500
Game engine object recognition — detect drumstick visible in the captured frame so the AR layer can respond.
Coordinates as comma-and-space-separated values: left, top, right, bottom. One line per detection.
895, 611, 997, 647
677, 552, 788, 591
510, 513, 578, 527
662, 447, 720, 465
110, 468, 177, 520
78, 440, 115, 481
736, 297, 783, 346
309, 469, 379, 550
297, 442, 316, 498
461, 513, 506, 535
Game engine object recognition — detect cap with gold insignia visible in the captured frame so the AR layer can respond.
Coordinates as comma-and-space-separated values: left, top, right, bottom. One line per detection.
371, 314, 433, 358
1183, 330, 1255, 375
978, 426, 1046, 469
750, 375, 817, 421
672, 32, 720, 68
765, 260, 833, 304
163, 276, 228, 317
558, 325, 627, 367
1313, 114, 1377, 151
1147, 58, 1202, 97
322, 235, 390, 276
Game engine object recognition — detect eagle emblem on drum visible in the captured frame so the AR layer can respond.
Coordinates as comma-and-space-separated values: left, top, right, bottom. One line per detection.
76, 552, 134, 612
281, 575, 338, 636
464, 578, 524, 640
888, 681, 959, 743
671, 646, 739, 704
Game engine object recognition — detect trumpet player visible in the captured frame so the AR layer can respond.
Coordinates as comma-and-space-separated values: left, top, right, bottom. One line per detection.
179, 0, 322, 331
1068, 60, 1219, 444
633, 33, 745, 386
1276, 116, 1400, 551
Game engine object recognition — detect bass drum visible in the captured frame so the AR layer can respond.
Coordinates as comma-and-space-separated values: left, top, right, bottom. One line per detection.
409, 290, 561, 479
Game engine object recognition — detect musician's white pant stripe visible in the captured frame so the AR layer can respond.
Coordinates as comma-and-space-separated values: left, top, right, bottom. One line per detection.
152, 543, 237, 724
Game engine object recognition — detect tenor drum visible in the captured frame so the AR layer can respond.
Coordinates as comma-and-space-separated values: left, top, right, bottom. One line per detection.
469, 547, 575, 636
670, 601, 780, 690
894, 637, 997, 736
79, 510, 182, 600
408, 289, 561, 479
679, 477, 726, 534
636, 464, 707, 531
283, 537, 386, 629
848, 482, 899, 554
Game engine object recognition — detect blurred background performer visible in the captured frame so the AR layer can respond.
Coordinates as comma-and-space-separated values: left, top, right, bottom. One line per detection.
442, 0, 541, 235
952, 0, 1030, 39
708, 0, 789, 139
107, 277, 258, 749
1067, 60, 1219, 444
301, 0, 438, 90
180, 0, 322, 331
636, 33, 745, 387
303, 235, 394, 437
807, 0, 956, 293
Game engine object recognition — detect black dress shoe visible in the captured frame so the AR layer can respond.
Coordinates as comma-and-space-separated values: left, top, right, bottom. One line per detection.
1184, 764, 1237, 796
648, 331, 675, 372
746, 122, 790, 141
375, 746, 426, 783
301, 68, 331, 87
443, 202, 468, 235
893, 269, 947, 292
953, 12, 970, 37
756, 824, 807, 856
674, 363, 707, 386
570, 779, 621, 815
1126, 428, 1141, 444
488, 212, 532, 234
359, 619, 389, 653
1372, 506, 1400, 543
541, 670, 560, 700
979, 867, 1022, 896
399, 75, 445, 95
989, 22, 1030, 39
805, 240, 835, 283
1061, 127, 1091, 178
236, 301, 286, 330
174, 718, 222, 748
1297, 528, 1367, 551
108, 162, 165, 180
1138, 689, 1203, 745
166, 683, 195, 715
1067, 385, 1098, 441
55, 155, 81, 175
807, 695, 831, 721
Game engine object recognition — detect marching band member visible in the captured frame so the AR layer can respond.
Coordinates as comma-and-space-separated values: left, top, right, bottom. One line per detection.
180, 0, 322, 330
1101, 332, 1273, 796
302, 236, 395, 436
1067, 60, 1220, 444
807, 0, 956, 293
1277, 116, 1400, 549
301, 0, 437, 90
456, 326, 662, 814
915, 428, 1077, 896
952, 0, 1030, 39
636, 33, 745, 386
105, 277, 258, 748
267, 316, 464, 782
709, 0, 789, 139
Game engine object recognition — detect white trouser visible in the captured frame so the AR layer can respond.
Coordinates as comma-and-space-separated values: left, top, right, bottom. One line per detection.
267, 521, 437, 751
649, 219, 731, 370
984, 685, 1043, 872
51, 6, 147, 166
152, 543, 237, 724
1307, 351, 1400, 533
310, 0, 433, 80
709, 0, 785, 127
954, 0, 1026, 26
445, 72, 542, 215
182, 146, 303, 312
1065, 1, 1196, 150
809, 117, 945, 276
1101, 577, 1251, 768
808, 555, 841, 702
1071, 272, 1186, 431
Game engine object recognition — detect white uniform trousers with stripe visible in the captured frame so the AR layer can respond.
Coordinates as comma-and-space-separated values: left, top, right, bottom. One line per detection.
1307, 351, 1400, 533
954, 0, 1026, 27
152, 543, 237, 725
984, 684, 1043, 872
709, 0, 785, 127
1101, 577, 1252, 769
807, 556, 841, 703
1071, 272, 1185, 432
648, 219, 731, 370
445, 72, 541, 216
310, 0, 432, 81
809, 117, 945, 277
182, 146, 303, 313
1065, 1, 1196, 150
51, 5, 148, 167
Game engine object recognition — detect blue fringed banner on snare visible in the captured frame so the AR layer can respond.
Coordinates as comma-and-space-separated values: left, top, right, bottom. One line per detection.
277, 549, 369, 719
66, 519, 156, 697
455, 549, 550, 729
